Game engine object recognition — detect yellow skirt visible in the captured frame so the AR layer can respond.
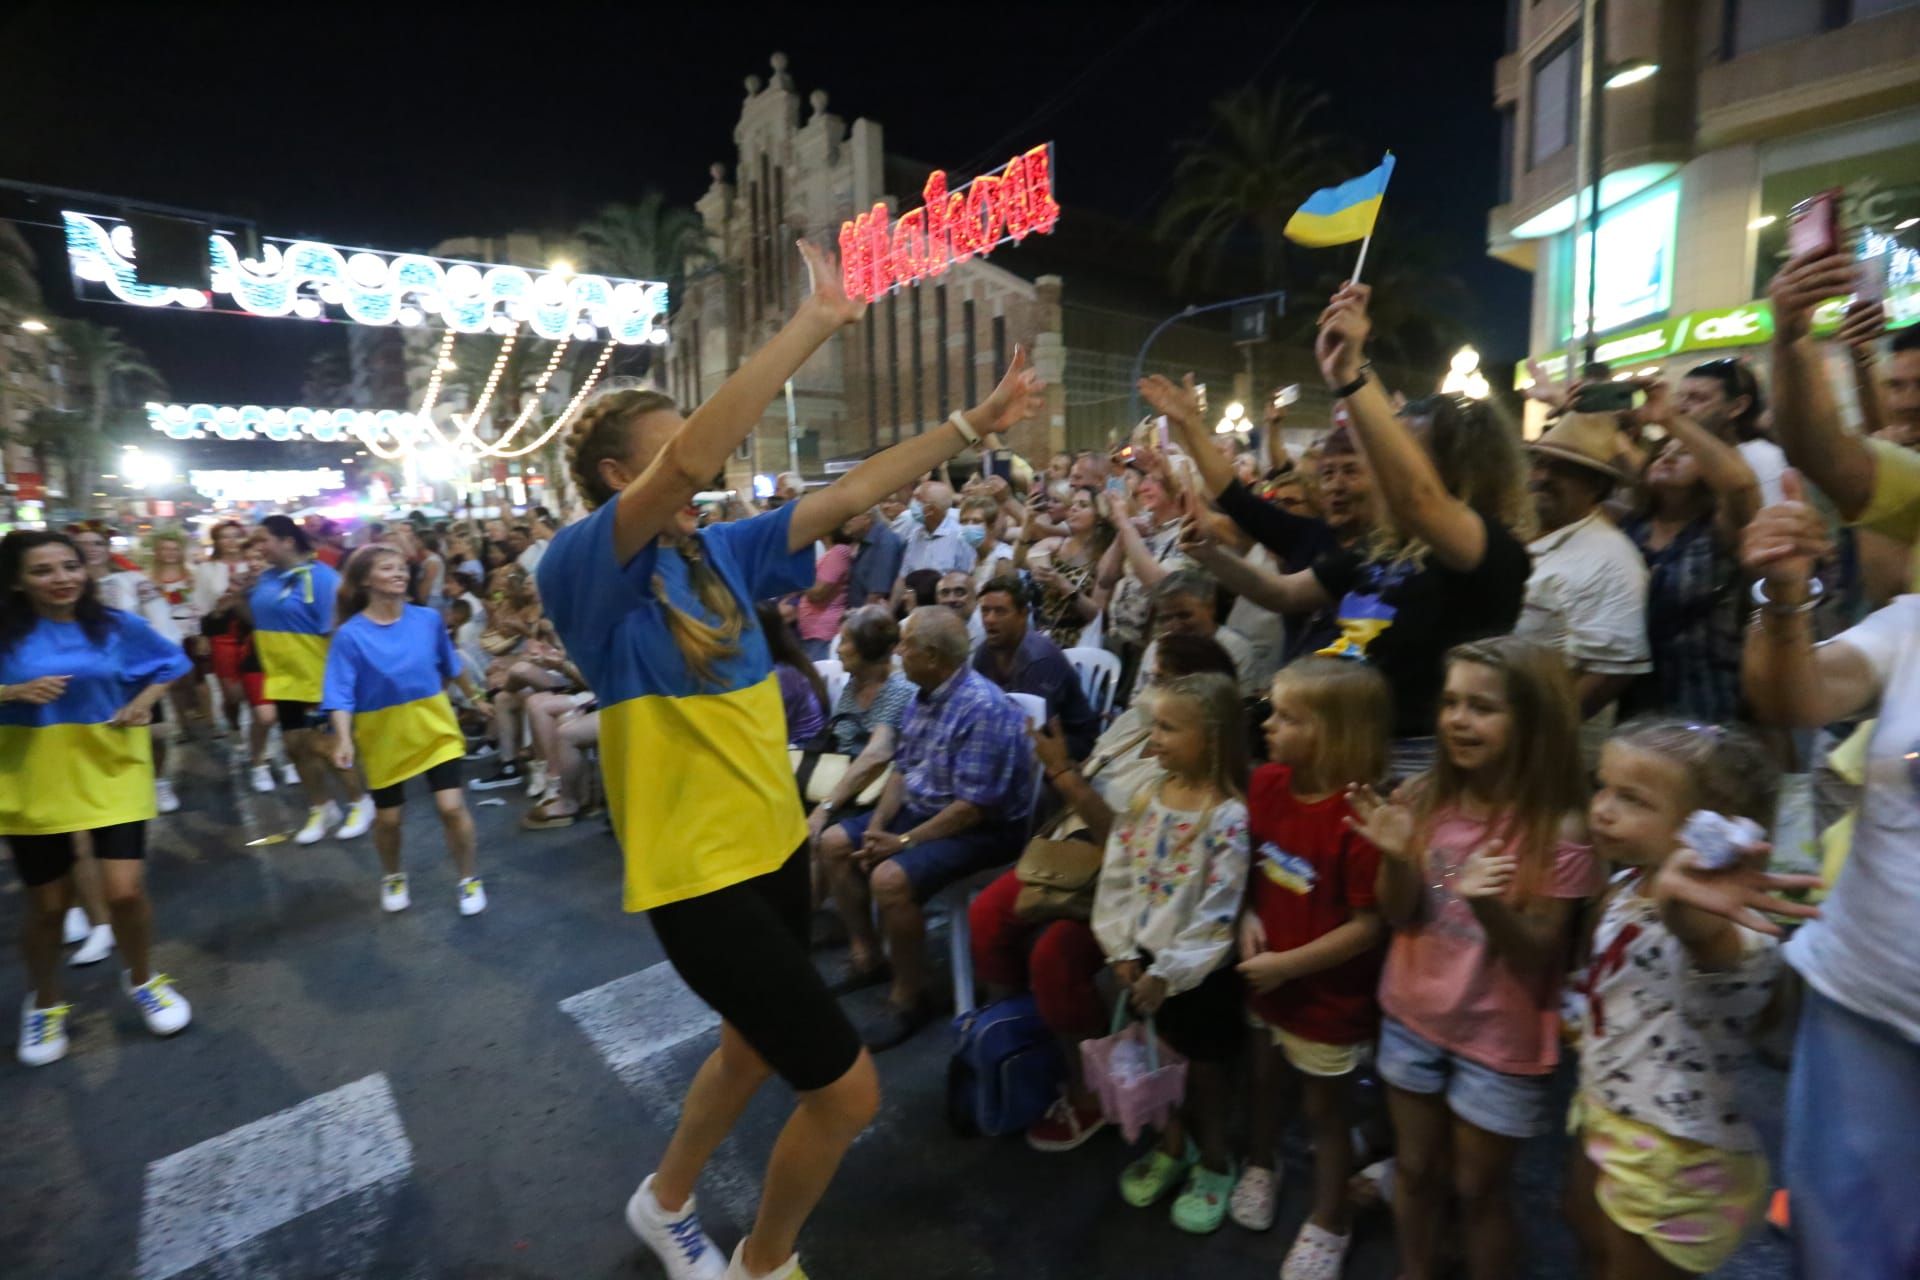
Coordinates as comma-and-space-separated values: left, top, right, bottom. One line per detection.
1574, 1095, 1768, 1274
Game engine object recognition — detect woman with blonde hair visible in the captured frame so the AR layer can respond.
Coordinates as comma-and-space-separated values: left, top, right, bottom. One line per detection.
537, 238, 1043, 1280
145, 527, 210, 731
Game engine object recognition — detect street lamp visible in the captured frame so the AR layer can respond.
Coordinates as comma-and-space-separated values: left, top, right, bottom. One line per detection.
1215, 401, 1250, 436
1441, 347, 1492, 400
1603, 58, 1658, 89
19, 318, 48, 334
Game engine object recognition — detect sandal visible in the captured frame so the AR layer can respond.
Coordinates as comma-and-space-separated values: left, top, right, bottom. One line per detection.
1170, 1160, 1236, 1234
520, 798, 577, 830
1228, 1164, 1279, 1231
1281, 1221, 1352, 1280
1119, 1146, 1193, 1208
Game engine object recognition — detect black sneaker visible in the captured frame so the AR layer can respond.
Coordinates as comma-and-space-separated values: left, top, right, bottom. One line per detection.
467, 762, 523, 791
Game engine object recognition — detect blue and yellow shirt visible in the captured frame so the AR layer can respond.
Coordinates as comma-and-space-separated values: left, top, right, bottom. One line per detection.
250, 559, 339, 703
0, 613, 192, 835
321, 606, 465, 791
539, 501, 816, 912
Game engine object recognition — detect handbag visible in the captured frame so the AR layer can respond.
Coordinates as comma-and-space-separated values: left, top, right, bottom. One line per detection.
1080, 1002, 1187, 1143
1010, 725, 1150, 923
789, 749, 890, 807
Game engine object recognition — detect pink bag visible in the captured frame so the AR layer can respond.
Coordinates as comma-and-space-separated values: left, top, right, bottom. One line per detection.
1080, 1003, 1188, 1143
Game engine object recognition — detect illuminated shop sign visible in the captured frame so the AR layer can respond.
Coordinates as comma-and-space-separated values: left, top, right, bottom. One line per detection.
838, 144, 1059, 303
1568, 184, 1678, 339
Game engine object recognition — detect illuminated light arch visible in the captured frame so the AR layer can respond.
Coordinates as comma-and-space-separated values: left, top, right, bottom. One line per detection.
65, 212, 672, 345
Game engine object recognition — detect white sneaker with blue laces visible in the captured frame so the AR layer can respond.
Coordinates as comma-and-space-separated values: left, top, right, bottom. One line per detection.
124, 972, 192, 1037
17, 995, 71, 1067
626, 1174, 726, 1280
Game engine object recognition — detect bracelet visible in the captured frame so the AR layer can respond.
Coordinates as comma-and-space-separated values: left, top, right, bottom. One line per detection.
948, 409, 981, 447
1750, 576, 1823, 615
1047, 766, 1076, 784
1329, 364, 1373, 399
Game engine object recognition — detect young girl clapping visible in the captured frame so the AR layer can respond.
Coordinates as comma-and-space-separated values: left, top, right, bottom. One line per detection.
1091, 672, 1251, 1234
1231, 658, 1392, 1279
1568, 718, 1817, 1278
1348, 637, 1594, 1280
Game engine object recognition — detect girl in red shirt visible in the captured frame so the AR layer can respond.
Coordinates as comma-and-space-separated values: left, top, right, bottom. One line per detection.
1230, 657, 1392, 1279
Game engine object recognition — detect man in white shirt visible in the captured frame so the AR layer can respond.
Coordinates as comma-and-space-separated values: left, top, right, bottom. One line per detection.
894, 480, 974, 592
516, 513, 554, 575
1516, 412, 1651, 760
1678, 357, 1787, 505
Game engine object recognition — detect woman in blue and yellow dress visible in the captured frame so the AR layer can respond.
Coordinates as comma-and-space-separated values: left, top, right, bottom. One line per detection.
323, 543, 489, 917
249, 514, 373, 846
539, 238, 1044, 1280
0, 530, 196, 1067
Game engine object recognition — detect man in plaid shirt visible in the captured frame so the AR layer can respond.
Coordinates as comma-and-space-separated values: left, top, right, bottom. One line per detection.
819, 607, 1035, 1050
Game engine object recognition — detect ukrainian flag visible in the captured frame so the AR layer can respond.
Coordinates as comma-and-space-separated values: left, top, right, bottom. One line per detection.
1284, 154, 1396, 248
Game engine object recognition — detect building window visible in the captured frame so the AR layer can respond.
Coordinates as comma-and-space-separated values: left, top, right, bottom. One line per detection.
963, 299, 978, 406
1529, 29, 1579, 168
773, 166, 787, 313
1497, 106, 1515, 205
935, 283, 950, 418
1728, 0, 1826, 56
991, 313, 1008, 383
910, 286, 924, 431
886, 295, 901, 443
691, 318, 703, 403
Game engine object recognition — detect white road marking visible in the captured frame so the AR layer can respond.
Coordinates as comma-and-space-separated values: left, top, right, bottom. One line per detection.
559, 961, 719, 1087
135, 1073, 412, 1280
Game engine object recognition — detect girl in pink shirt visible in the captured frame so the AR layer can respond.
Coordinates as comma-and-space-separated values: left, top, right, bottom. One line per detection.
1347, 636, 1595, 1280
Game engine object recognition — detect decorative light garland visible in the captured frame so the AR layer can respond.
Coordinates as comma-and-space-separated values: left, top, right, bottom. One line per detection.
64, 211, 674, 345
147, 402, 430, 445
480, 333, 573, 454
480, 342, 618, 459
454, 330, 519, 440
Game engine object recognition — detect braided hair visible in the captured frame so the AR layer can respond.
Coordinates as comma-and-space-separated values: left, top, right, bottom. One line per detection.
563, 388, 752, 688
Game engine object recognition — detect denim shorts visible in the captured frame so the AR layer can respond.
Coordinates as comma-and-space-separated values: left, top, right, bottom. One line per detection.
835, 807, 1023, 902
1376, 1015, 1554, 1139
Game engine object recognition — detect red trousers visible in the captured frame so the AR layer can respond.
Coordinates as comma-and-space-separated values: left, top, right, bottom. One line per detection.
968, 869, 1106, 1038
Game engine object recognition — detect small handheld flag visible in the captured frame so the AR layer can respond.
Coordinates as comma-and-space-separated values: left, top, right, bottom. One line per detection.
1284, 153, 1395, 248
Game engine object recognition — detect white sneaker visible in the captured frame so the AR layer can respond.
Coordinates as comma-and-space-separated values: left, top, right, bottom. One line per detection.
725, 1240, 805, 1280
335, 796, 375, 840
280, 761, 300, 786
17, 995, 71, 1067
295, 801, 341, 846
527, 760, 549, 795
1280, 1221, 1352, 1280
155, 778, 180, 814
62, 907, 89, 945
625, 1174, 726, 1280
70, 925, 115, 967
458, 877, 487, 916
124, 972, 192, 1036
250, 765, 275, 793
380, 874, 411, 913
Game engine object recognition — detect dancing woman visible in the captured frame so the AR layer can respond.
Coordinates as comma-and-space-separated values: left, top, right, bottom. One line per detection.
0, 531, 195, 1066
323, 545, 489, 916
539, 239, 1042, 1280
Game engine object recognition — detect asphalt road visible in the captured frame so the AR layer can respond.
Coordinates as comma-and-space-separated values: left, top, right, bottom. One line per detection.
0, 737, 1796, 1279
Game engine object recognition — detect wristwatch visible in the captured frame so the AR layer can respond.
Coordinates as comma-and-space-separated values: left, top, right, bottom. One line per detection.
898, 833, 914, 849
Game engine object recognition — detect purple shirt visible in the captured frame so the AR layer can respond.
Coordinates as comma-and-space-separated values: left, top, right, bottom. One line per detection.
897, 666, 1034, 824
776, 663, 826, 745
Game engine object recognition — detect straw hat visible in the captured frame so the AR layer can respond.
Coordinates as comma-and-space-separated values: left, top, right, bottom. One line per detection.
1529, 411, 1626, 481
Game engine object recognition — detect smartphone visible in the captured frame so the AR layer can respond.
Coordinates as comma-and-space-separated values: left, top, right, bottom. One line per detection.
1858, 244, 1890, 305
1273, 384, 1301, 409
1156, 415, 1170, 449
1788, 189, 1841, 259
1572, 382, 1636, 414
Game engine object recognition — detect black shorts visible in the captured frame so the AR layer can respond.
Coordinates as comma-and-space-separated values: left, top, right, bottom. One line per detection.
1149, 960, 1245, 1064
273, 700, 328, 732
648, 845, 863, 1092
369, 758, 463, 810
8, 822, 146, 888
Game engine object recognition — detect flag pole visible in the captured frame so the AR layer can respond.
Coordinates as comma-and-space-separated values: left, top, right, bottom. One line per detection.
1350, 151, 1395, 286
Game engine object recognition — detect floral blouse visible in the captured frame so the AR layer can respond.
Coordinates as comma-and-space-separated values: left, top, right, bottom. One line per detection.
1091, 790, 1250, 996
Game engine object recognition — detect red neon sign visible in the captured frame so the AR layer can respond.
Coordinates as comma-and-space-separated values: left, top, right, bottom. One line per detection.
839, 143, 1059, 303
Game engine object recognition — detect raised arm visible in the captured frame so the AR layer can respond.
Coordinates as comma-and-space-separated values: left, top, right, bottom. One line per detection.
1139, 372, 1235, 500
788, 348, 1044, 550
1740, 472, 1883, 727
1175, 505, 1330, 615
1316, 284, 1488, 572
1768, 250, 1877, 521
1838, 301, 1889, 440
1636, 381, 1761, 540
610, 240, 861, 562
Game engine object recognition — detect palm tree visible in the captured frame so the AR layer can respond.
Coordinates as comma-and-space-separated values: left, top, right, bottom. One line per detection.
1154, 82, 1354, 295
578, 192, 712, 385
53, 319, 167, 508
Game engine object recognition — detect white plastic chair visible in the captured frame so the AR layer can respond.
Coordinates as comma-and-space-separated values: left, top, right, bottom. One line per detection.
814, 659, 849, 709
1008, 691, 1048, 729
1063, 646, 1122, 721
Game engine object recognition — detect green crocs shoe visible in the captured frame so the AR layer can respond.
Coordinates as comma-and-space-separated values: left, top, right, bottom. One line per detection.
1171, 1161, 1238, 1234
1119, 1147, 1193, 1208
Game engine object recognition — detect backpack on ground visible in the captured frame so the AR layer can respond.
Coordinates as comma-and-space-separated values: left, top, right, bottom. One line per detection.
945, 994, 1064, 1138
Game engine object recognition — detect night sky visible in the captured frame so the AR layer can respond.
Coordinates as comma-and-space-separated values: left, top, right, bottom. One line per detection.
0, 2, 1530, 420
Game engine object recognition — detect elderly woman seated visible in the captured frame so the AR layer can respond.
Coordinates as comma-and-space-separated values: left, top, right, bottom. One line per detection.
801, 605, 916, 842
